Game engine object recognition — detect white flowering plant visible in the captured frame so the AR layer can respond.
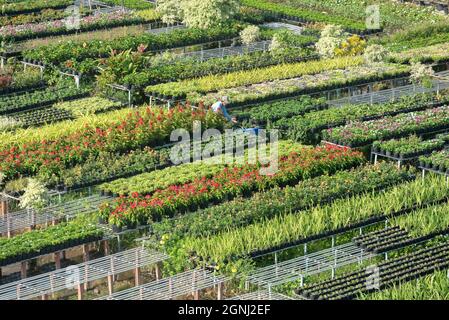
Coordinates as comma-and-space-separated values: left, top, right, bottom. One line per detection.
19, 178, 49, 212
364, 44, 389, 64
410, 62, 435, 88
181, 0, 239, 29
240, 25, 260, 46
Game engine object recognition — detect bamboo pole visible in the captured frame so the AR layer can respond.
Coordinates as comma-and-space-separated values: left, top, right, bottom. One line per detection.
83, 244, 90, 290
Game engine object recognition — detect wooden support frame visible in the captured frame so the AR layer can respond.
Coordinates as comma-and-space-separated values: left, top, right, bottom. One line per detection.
0, 199, 8, 216
103, 239, 110, 256
77, 283, 84, 300
108, 254, 115, 295
29, 209, 36, 231
168, 278, 173, 300
6, 213, 11, 238
49, 273, 56, 299
107, 274, 114, 296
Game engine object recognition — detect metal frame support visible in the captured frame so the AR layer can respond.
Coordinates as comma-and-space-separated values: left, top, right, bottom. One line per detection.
54, 252, 61, 270
20, 261, 27, 279
59, 71, 81, 89
77, 282, 84, 300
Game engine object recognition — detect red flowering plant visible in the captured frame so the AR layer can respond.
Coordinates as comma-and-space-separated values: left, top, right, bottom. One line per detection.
0, 106, 225, 181
104, 145, 365, 228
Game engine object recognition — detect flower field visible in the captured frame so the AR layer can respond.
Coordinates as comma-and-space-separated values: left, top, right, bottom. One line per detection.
0, 0, 449, 304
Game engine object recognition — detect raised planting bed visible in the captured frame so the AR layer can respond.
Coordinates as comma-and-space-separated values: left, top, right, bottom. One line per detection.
0, 9, 68, 27
0, 221, 103, 267
6, 95, 126, 129
389, 42, 449, 64
296, 242, 449, 300
418, 148, 449, 173
9, 106, 73, 128
0, 106, 226, 180
149, 163, 414, 242
0, 85, 91, 115
0, 10, 157, 43
40, 148, 170, 191
392, 200, 449, 239
100, 0, 155, 10
353, 226, 414, 253
360, 269, 449, 300
278, 92, 448, 144
100, 46, 317, 91
99, 145, 365, 228
145, 56, 366, 101
322, 105, 449, 148
241, 0, 378, 34
98, 140, 303, 196
243, 0, 447, 33
0, 65, 44, 96
0, 82, 46, 97
232, 95, 327, 126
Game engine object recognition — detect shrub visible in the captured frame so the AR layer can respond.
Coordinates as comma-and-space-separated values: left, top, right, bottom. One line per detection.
335, 34, 366, 57
156, 0, 183, 24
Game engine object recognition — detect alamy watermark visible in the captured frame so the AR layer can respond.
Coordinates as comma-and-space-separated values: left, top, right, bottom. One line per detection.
65, 265, 81, 288
169, 121, 279, 175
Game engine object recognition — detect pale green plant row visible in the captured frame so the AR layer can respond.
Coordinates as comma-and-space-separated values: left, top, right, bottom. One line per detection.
181, 175, 449, 262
